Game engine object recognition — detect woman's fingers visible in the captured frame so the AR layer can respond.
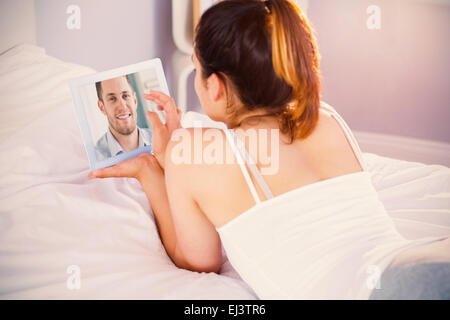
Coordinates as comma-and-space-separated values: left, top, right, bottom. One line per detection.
143, 91, 172, 108
144, 91, 178, 115
176, 108, 182, 122
144, 91, 181, 133
166, 107, 181, 133
156, 105, 181, 121
146, 111, 164, 133
88, 164, 126, 179
87, 153, 160, 181
144, 90, 171, 102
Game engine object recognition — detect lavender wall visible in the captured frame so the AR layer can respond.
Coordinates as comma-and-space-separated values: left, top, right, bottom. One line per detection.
35, 0, 176, 88
308, 0, 450, 143
34, 0, 450, 143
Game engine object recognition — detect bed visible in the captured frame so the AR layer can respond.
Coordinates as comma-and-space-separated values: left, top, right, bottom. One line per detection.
0, 43, 449, 299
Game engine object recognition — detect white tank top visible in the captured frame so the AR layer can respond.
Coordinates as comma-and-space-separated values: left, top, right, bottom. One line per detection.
216, 102, 446, 299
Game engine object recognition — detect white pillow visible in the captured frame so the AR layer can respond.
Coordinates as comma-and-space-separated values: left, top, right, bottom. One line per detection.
0, 44, 95, 143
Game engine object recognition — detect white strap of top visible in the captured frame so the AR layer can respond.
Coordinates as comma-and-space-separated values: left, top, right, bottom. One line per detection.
232, 132, 274, 200
320, 102, 368, 172
223, 103, 367, 204
223, 128, 263, 204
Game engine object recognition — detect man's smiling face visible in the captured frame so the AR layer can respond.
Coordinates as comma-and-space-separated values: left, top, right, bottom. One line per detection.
98, 76, 138, 136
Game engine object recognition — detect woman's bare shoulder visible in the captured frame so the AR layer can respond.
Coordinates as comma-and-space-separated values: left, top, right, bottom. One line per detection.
166, 127, 228, 166
165, 126, 238, 182
165, 127, 254, 226
306, 107, 363, 174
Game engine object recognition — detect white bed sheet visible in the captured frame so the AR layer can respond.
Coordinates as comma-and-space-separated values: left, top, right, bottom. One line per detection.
0, 45, 256, 299
0, 103, 257, 299
0, 45, 448, 299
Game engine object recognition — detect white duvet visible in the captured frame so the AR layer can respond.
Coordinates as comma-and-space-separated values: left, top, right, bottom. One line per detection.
0, 45, 449, 299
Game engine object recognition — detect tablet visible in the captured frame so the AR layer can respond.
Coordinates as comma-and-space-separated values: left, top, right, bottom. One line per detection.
69, 58, 169, 171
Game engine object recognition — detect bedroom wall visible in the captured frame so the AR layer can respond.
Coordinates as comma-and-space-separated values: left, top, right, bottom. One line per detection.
0, 0, 36, 54
33, 0, 449, 143
308, 0, 450, 143
34, 0, 177, 88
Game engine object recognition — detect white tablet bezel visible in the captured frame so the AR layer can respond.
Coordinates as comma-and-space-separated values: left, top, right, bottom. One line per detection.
69, 58, 170, 171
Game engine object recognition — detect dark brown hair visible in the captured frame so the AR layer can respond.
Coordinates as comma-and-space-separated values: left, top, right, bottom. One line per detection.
95, 75, 133, 103
194, 0, 321, 142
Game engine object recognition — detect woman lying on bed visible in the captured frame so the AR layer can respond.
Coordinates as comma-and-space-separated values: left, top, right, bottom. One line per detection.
88, 0, 450, 299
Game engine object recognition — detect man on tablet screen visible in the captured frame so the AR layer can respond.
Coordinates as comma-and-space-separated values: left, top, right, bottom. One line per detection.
94, 75, 151, 160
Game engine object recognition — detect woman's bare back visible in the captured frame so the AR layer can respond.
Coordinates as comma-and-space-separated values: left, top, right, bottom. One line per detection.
192, 107, 364, 228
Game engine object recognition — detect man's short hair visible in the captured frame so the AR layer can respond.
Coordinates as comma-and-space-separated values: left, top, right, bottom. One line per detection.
95, 75, 134, 103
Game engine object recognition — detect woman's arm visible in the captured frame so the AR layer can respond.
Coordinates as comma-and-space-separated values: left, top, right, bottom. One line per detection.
137, 157, 194, 271
88, 153, 194, 271
89, 148, 223, 273
139, 152, 222, 273
163, 129, 223, 274
90, 91, 221, 273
